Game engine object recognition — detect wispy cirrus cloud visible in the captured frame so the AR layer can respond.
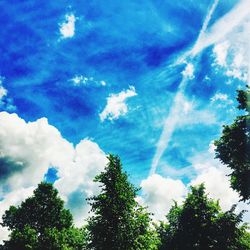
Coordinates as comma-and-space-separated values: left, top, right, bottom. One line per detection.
0, 78, 7, 100
0, 77, 15, 111
149, 0, 250, 176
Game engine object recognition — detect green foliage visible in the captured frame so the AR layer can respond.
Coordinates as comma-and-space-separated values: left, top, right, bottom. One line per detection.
87, 154, 159, 250
157, 184, 249, 250
2, 225, 38, 250
2, 182, 73, 232
215, 86, 250, 201
240, 231, 250, 250
1, 182, 87, 250
40, 227, 87, 250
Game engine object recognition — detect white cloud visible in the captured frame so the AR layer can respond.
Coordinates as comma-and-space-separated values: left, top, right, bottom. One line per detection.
188, 146, 245, 212
213, 40, 249, 82
191, 166, 239, 211
139, 174, 187, 221
0, 77, 15, 111
210, 93, 234, 109
208, 141, 216, 154
225, 68, 248, 82
182, 63, 195, 79
0, 187, 34, 243
59, 14, 76, 39
99, 86, 137, 121
141, 144, 249, 221
100, 80, 106, 86
0, 84, 7, 100
0, 112, 107, 242
71, 75, 89, 86
211, 93, 228, 102
70, 75, 106, 87
189, 0, 250, 83
213, 41, 230, 67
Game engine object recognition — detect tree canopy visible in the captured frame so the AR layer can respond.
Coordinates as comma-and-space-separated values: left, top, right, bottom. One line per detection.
0, 156, 249, 249
87, 154, 159, 250
1, 182, 86, 250
215, 86, 250, 201
158, 184, 249, 250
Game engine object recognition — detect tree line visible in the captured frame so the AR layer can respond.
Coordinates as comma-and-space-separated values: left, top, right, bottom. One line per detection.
0, 87, 249, 249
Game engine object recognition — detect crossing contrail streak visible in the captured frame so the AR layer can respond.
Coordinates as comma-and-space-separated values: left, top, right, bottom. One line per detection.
191, 0, 220, 55
149, 0, 220, 176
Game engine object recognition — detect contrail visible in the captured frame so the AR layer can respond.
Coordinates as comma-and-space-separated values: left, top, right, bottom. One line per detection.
149, 79, 188, 175
149, 0, 220, 176
191, 0, 249, 56
191, 0, 220, 55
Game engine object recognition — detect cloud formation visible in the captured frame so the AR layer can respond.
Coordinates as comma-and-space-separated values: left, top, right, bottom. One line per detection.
0, 112, 107, 242
141, 144, 248, 221
0, 79, 7, 100
59, 14, 76, 39
139, 174, 187, 221
191, 0, 250, 59
99, 86, 137, 121
70, 75, 107, 87
0, 77, 15, 111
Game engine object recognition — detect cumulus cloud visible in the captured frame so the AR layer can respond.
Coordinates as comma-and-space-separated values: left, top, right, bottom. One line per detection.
139, 174, 187, 221
0, 112, 107, 242
191, 166, 239, 211
0, 187, 34, 242
188, 145, 245, 212
59, 14, 76, 39
99, 86, 137, 121
144, 140, 249, 221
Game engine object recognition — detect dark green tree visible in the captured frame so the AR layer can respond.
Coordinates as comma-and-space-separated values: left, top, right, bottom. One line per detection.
1, 182, 87, 250
87, 154, 159, 250
215, 86, 250, 201
158, 184, 249, 250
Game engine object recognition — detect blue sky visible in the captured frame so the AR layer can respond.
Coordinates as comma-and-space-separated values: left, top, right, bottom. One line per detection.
0, 0, 249, 240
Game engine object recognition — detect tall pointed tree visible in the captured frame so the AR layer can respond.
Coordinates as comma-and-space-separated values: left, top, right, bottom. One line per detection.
215, 86, 250, 201
87, 154, 158, 250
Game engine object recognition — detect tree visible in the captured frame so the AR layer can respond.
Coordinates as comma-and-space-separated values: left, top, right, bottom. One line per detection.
158, 184, 249, 250
1, 182, 86, 250
214, 86, 250, 201
87, 154, 159, 250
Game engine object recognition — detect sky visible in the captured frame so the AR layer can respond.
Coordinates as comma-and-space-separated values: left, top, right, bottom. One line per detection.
0, 0, 249, 242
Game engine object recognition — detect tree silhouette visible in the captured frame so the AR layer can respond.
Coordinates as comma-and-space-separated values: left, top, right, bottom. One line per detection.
158, 184, 249, 250
87, 154, 159, 250
215, 86, 250, 201
1, 182, 86, 250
